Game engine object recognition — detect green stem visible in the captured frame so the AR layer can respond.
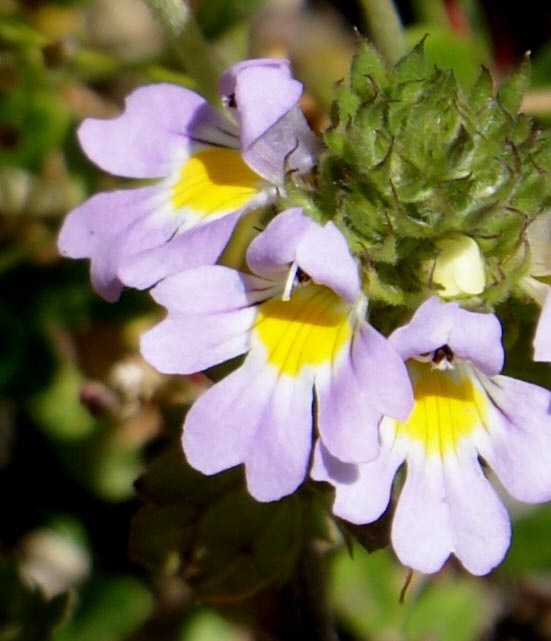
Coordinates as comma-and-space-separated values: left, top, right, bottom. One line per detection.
142, 0, 224, 103
358, 0, 406, 65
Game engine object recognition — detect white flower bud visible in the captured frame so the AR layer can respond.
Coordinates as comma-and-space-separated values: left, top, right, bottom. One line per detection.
431, 234, 485, 298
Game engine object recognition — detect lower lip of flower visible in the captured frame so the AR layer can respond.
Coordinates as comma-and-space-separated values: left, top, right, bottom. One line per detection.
253, 285, 354, 377
171, 147, 264, 219
397, 360, 490, 456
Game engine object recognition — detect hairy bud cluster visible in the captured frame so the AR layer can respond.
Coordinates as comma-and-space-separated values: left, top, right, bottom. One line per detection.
291, 39, 551, 325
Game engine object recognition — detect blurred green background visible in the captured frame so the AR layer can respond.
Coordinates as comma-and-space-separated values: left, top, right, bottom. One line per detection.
1, 1, 551, 639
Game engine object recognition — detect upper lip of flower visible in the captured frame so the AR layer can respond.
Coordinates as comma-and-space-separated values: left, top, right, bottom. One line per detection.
57, 59, 321, 301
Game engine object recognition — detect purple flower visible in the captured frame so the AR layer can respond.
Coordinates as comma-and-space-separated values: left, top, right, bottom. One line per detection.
141, 208, 413, 502
58, 59, 319, 301
313, 296, 551, 575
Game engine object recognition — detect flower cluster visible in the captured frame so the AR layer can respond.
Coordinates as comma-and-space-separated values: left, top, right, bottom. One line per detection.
59, 48, 551, 577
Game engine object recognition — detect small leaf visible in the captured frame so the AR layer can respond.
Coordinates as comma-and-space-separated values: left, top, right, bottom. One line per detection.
195, 491, 303, 601
52, 576, 152, 641
134, 447, 240, 506
497, 55, 531, 117
393, 38, 430, 85
349, 36, 388, 99
469, 66, 494, 114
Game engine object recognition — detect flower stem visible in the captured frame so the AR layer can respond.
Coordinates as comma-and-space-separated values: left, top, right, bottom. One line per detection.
358, 0, 406, 65
142, 0, 223, 103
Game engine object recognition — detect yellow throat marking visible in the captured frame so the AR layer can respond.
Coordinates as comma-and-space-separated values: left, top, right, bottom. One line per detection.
253, 285, 353, 378
171, 148, 263, 218
397, 360, 490, 456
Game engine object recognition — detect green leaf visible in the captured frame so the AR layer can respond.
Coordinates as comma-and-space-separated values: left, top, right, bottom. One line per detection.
52, 576, 152, 641
179, 609, 243, 641
331, 545, 489, 641
134, 448, 240, 506
497, 55, 531, 117
196, 491, 302, 601
393, 37, 431, 85
469, 66, 494, 114
403, 579, 487, 641
132, 449, 305, 602
53, 575, 153, 641
406, 26, 489, 91
349, 36, 388, 100
502, 504, 551, 573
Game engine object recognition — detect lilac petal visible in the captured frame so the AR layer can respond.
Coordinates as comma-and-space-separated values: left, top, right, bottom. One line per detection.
220, 59, 301, 149
79, 84, 238, 179
390, 297, 504, 376
350, 323, 414, 421
219, 58, 296, 100
118, 212, 241, 290
449, 307, 504, 375
394, 448, 511, 575
445, 454, 511, 576
57, 185, 165, 301
183, 360, 278, 475
294, 218, 361, 303
247, 208, 360, 302
534, 287, 551, 361
315, 323, 413, 463
315, 359, 382, 464
390, 297, 461, 358
311, 440, 360, 485
243, 104, 320, 185
245, 371, 315, 501
246, 208, 312, 280
149, 265, 270, 314
183, 358, 315, 501
478, 375, 551, 503
220, 59, 319, 184
312, 432, 405, 524
391, 456, 454, 574
140, 266, 262, 374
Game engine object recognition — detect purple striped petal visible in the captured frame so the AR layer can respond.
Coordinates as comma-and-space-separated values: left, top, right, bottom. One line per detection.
315, 322, 413, 463
444, 454, 511, 575
477, 374, 551, 503
140, 267, 264, 374
183, 356, 315, 501
311, 435, 404, 523
118, 212, 241, 290
78, 84, 238, 179
247, 208, 361, 303
219, 59, 319, 184
390, 297, 504, 376
244, 370, 315, 501
183, 361, 278, 476
390, 456, 454, 574
58, 185, 167, 301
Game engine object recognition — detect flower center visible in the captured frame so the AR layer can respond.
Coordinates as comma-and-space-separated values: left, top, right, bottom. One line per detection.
253, 284, 353, 377
171, 148, 264, 219
397, 359, 490, 457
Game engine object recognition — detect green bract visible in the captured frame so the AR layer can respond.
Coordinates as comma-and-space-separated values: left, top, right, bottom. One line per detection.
292, 38, 551, 323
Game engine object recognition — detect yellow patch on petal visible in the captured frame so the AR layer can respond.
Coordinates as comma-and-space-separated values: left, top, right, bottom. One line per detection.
253, 285, 353, 378
171, 148, 264, 219
397, 361, 490, 456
